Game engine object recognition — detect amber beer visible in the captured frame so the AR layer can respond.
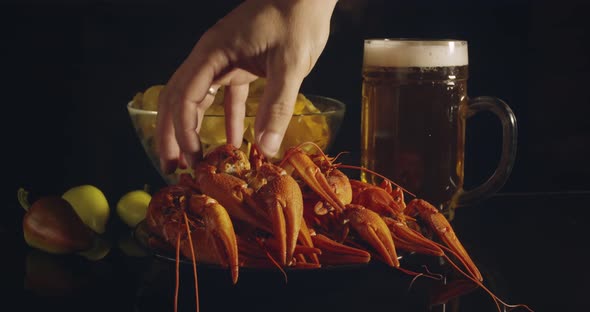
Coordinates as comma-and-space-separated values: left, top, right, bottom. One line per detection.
361, 40, 470, 209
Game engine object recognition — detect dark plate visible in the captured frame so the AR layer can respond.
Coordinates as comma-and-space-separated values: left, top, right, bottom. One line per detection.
152, 251, 372, 273
132, 221, 443, 312
133, 220, 405, 273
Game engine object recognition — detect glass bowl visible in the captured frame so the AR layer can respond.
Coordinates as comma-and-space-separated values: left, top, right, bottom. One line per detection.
127, 94, 346, 185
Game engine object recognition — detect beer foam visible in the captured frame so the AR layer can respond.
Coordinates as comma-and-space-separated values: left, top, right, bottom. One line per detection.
364, 40, 468, 67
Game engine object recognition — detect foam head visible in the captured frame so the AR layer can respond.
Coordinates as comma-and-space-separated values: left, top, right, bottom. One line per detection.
363, 39, 468, 68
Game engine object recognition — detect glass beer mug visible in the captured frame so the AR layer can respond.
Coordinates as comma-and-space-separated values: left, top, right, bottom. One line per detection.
361, 39, 517, 214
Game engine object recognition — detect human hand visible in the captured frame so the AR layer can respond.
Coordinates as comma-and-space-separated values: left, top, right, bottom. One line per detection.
156, 0, 338, 173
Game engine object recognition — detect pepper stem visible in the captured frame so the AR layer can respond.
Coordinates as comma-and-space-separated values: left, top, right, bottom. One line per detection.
17, 187, 31, 211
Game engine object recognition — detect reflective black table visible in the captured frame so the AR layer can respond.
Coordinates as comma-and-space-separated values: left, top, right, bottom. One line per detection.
3, 191, 587, 312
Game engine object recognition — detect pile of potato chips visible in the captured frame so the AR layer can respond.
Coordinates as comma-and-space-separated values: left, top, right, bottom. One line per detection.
131, 78, 331, 160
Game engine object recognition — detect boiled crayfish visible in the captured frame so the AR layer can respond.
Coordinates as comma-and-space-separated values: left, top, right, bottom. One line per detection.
145, 142, 532, 312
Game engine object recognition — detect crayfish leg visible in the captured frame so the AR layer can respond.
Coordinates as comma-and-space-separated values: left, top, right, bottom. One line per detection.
297, 219, 320, 264
311, 233, 371, 265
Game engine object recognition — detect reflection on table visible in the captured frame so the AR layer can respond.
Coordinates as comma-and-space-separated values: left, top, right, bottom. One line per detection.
12, 192, 590, 312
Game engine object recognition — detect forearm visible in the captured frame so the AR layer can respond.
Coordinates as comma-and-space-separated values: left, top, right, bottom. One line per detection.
270, 0, 339, 19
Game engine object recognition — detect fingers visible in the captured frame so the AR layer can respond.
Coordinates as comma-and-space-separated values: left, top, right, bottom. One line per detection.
172, 84, 218, 168
158, 49, 226, 171
155, 87, 180, 174
255, 66, 304, 158
223, 84, 249, 148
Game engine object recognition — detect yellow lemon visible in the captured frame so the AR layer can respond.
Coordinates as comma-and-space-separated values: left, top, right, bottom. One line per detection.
62, 185, 110, 234
116, 190, 151, 228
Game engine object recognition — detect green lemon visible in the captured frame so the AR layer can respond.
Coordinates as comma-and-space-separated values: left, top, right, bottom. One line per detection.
116, 190, 151, 228
62, 185, 110, 234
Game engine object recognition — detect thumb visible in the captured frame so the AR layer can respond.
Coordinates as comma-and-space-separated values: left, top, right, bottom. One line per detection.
254, 67, 304, 158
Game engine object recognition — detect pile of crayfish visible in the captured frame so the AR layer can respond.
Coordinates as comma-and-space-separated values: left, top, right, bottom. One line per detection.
145, 142, 532, 312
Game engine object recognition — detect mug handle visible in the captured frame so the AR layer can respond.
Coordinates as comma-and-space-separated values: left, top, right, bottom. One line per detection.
456, 96, 518, 207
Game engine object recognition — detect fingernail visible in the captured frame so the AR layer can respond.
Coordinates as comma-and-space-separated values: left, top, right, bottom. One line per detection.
177, 158, 188, 170
258, 131, 282, 158
183, 152, 195, 169
160, 158, 178, 174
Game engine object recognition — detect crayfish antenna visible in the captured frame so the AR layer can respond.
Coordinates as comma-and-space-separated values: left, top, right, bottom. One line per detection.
337, 164, 416, 199
174, 235, 181, 312
256, 237, 289, 283
183, 213, 200, 312
428, 279, 479, 306
438, 249, 535, 312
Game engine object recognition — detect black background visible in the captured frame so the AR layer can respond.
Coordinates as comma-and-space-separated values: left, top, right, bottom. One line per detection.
4, 0, 590, 230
